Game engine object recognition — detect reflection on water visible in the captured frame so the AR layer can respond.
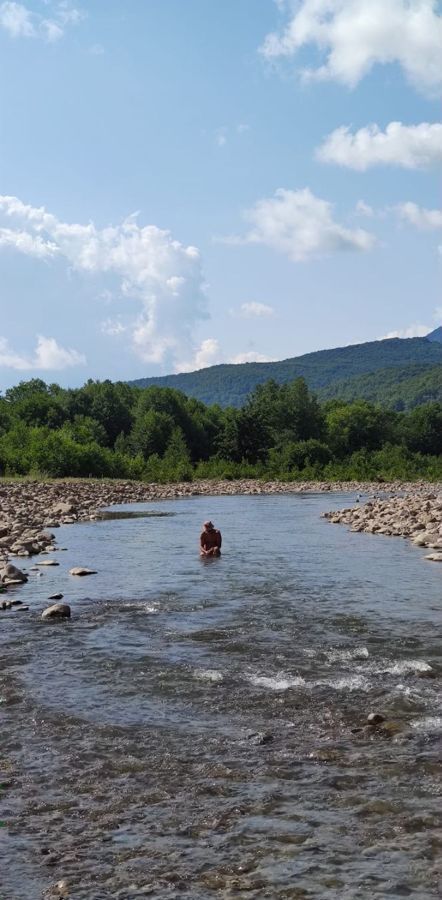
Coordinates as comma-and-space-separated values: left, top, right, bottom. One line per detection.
1, 493, 441, 899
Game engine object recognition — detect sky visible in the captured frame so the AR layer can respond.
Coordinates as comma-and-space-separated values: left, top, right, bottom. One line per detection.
0, 0, 441, 390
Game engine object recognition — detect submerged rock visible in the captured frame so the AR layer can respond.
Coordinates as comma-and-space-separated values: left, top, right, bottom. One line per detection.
48, 592, 63, 600
41, 603, 71, 620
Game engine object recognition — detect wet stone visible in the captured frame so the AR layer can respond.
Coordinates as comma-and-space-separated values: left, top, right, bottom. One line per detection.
41, 603, 71, 620
69, 567, 97, 576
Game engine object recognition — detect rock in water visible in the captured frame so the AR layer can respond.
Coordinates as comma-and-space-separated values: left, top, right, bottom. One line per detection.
41, 603, 71, 620
0, 563, 27, 584
69, 567, 97, 576
37, 560, 59, 567
48, 592, 63, 600
367, 712, 385, 725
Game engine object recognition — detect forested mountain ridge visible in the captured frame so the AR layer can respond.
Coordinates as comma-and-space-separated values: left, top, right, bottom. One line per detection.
317, 363, 442, 409
129, 337, 442, 407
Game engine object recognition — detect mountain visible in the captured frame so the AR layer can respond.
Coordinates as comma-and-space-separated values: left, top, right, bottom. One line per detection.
426, 326, 442, 344
129, 337, 442, 407
317, 362, 442, 409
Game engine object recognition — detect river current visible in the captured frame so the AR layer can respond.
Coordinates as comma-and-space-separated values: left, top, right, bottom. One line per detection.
1, 492, 441, 899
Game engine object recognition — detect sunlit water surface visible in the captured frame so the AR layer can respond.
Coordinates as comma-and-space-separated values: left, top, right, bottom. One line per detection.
1, 493, 441, 899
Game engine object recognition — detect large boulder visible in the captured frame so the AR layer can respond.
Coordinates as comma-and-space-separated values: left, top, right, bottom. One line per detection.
41, 603, 71, 620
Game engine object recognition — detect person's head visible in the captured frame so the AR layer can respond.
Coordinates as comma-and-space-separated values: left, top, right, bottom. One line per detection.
203, 520, 215, 531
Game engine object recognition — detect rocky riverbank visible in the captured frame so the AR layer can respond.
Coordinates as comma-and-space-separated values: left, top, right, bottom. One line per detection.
325, 486, 442, 561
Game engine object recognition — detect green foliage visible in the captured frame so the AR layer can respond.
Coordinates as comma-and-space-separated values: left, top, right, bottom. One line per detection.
2, 374, 442, 483
325, 401, 397, 457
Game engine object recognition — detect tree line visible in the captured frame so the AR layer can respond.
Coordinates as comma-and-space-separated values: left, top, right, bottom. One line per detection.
1, 376, 442, 481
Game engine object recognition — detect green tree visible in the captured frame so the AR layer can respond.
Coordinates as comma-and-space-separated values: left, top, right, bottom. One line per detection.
401, 403, 442, 455
325, 401, 396, 458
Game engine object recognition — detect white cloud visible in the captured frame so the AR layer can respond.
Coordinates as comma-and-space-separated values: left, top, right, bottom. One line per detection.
229, 351, 275, 364
379, 324, 431, 340
261, 1, 442, 94
0, 2, 33, 37
229, 187, 375, 262
317, 122, 442, 170
177, 341, 274, 372
41, 18, 63, 42
0, 194, 208, 371
396, 202, 442, 230
0, 227, 59, 258
177, 338, 221, 373
0, 1, 84, 42
240, 302, 274, 317
0, 334, 86, 370
100, 318, 126, 336
192, 338, 220, 370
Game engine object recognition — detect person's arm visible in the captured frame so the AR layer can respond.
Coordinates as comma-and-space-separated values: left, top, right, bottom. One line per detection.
200, 532, 208, 555
216, 530, 222, 549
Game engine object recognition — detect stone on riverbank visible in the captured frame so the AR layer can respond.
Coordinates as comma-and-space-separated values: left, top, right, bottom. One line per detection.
41, 603, 71, 620
327, 488, 442, 560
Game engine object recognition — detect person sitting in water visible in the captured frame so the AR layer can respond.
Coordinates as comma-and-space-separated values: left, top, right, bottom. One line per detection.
200, 520, 222, 557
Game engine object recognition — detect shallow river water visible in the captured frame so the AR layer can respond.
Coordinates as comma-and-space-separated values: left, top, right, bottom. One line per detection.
1, 492, 441, 899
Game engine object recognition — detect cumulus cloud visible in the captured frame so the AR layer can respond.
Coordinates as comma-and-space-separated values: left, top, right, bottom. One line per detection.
0, 227, 59, 258
179, 338, 221, 373
228, 188, 375, 262
395, 202, 442, 230
0, 194, 208, 370
178, 341, 274, 372
240, 302, 274, 318
379, 324, 431, 340
261, 0, 442, 94
317, 121, 442, 170
229, 351, 275, 364
0, 1, 84, 42
0, 334, 86, 370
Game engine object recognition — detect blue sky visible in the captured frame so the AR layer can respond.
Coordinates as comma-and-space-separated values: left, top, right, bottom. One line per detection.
0, 0, 441, 389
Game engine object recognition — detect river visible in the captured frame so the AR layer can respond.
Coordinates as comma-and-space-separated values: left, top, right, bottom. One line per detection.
1, 492, 441, 899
